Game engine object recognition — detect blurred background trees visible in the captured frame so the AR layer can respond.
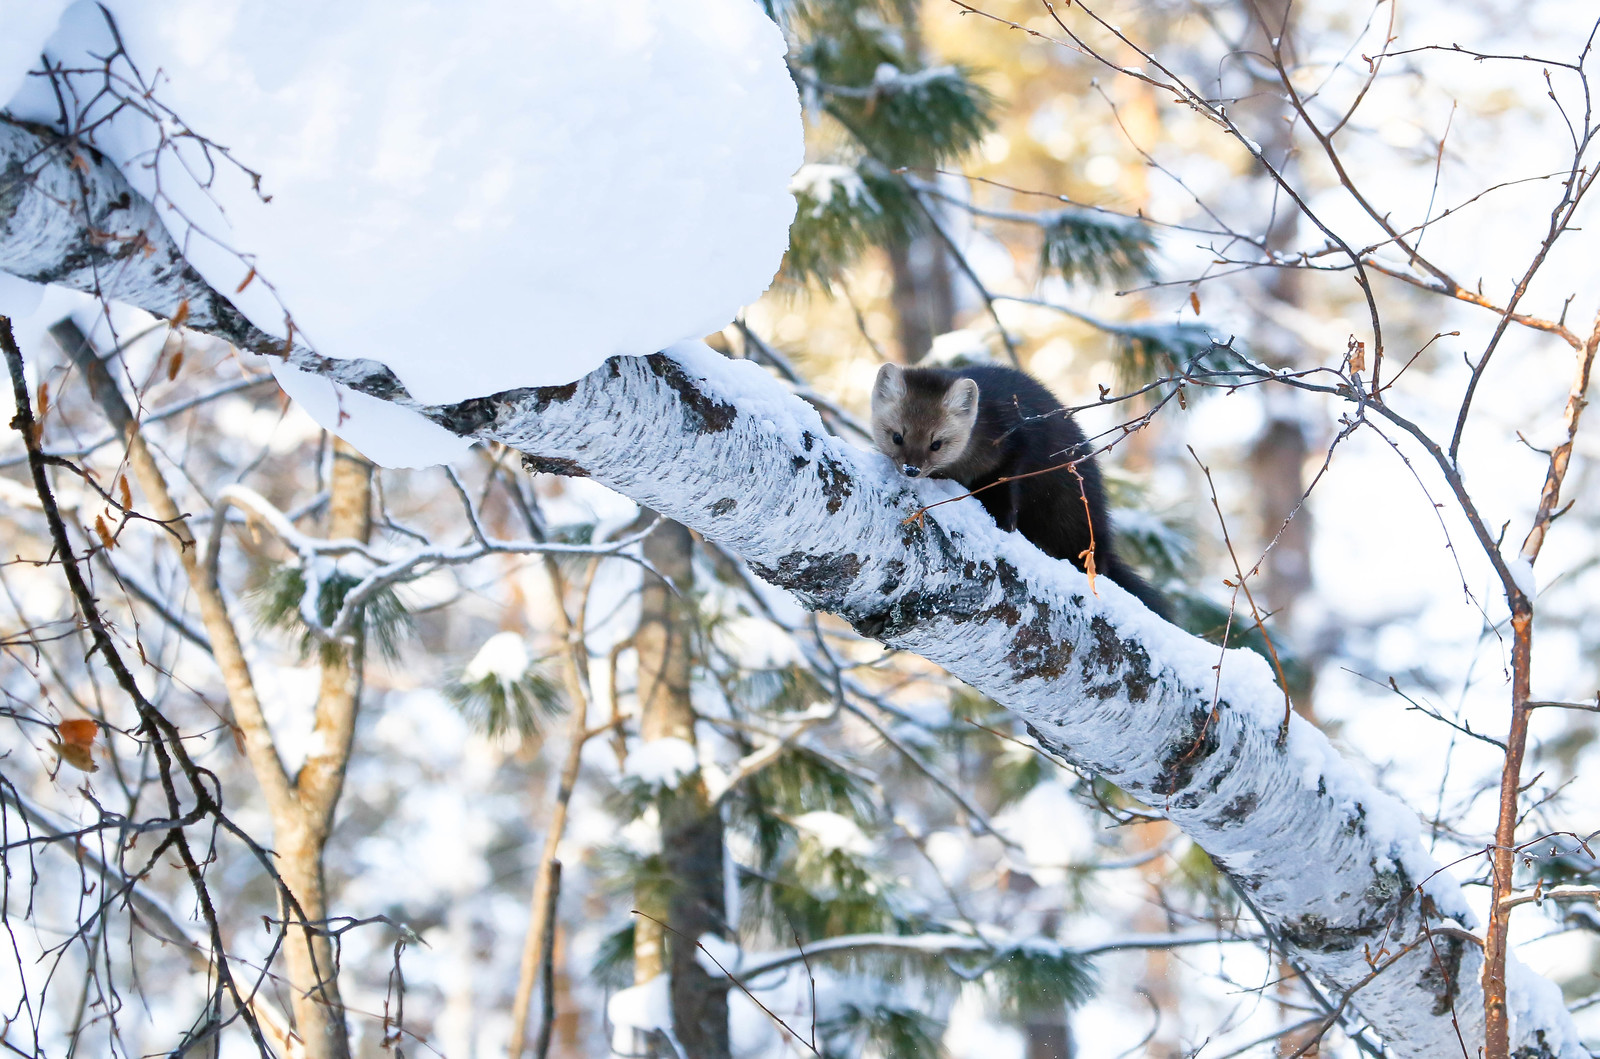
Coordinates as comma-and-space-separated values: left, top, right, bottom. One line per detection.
3, 1, 1598, 1057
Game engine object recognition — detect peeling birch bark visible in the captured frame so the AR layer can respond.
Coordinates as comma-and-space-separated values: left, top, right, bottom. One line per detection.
0, 117, 1586, 1059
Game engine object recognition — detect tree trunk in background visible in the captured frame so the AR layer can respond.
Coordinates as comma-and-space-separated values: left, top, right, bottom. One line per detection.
1024, 1018, 1073, 1059
1234, 6, 1324, 1055
887, 0, 955, 366
888, 235, 955, 364
634, 519, 730, 1058
1239, 0, 1314, 638
278, 438, 372, 1059
1247, 415, 1312, 621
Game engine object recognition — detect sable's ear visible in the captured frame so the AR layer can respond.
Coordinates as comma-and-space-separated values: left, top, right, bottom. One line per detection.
873, 363, 905, 406
944, 377, 979, 419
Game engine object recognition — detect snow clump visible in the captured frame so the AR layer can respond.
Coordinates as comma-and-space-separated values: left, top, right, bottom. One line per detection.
607, 975, 676, 1054
624, 737, 700, 789
462, 632, 532, 687
3, 0, 804, 460
793, 811, 873, 856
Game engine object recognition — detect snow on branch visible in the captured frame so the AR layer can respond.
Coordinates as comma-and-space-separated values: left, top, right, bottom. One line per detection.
0, 118, 1586, 1059
702, 930, 1259, 984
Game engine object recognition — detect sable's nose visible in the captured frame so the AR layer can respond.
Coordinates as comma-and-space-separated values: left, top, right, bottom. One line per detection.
902, 464, 921, 478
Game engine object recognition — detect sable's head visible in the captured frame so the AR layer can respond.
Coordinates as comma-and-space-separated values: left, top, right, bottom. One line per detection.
871, 363, 979, 479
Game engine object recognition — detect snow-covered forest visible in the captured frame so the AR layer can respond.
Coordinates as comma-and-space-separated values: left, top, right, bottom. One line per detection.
1, 1, 1598, 1057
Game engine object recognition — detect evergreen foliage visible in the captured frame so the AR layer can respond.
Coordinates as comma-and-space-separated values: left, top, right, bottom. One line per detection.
982, 941, 1097, 1018
820, 1001, 948, 1059
778, 0, 996, 285
1039, 207, 1157, 287
252, 563, 412, 666
784, 163, 922, 286
1112, 328, 1243, 390
445, 655, 566, 740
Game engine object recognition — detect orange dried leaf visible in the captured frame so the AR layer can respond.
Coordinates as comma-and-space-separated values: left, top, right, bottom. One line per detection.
53, 719, 99, 773
166, 348, 184, 381
1079, 548, 1099, 596
69, 153, 90, 174
235, 267, 257, 294
37, 381, 49, 420
1348, 337, 1366, 374
53, 741, 98, 772
1189, 290, 1201, 316
94, 515, 115, 550
117, 475, 132, 510
169, 299, 190, 328
57, 719, 98, 748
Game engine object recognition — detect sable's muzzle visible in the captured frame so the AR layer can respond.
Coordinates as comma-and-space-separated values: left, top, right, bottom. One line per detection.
902, 465, 921, 477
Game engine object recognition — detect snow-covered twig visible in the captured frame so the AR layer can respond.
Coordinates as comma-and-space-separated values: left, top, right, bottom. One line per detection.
207, 482, 660, 642
704, 929, 1260, 982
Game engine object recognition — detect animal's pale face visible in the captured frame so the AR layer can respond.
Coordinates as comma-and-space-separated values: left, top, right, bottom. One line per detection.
870, 364, 979, 479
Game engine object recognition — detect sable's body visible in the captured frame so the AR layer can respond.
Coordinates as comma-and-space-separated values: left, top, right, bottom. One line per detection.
872, 363, 1167, 616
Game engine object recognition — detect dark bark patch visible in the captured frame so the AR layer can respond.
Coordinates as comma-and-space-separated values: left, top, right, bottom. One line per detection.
1282, 863, 1410, 955
1022, 722, 1091, 771
1512, 1032, 1560, 1059
1343, 802, 1368, 840
0, 156, 28, 221
815, 455, 852, 514
528, 380, 580, 411
1278, 913, 1367, 954
1077, 616, 1157, 704
1007, 599, 1075, 679
1417, 930, 1465, 1018
852, 580, 991, 640
878, 559, 906, 596
1152, 704, 1221, 796
1204, 732, 1246, 793
1234, 870, 1267, 894
708, 497, 737, 517
521, 454, 589, 478
1212, 792, 1258, 827
748, 550, 861, 608
646, 353, 737, 433
436, 395, 498, 435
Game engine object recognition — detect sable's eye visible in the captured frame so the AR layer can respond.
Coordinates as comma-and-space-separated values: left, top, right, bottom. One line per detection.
930, 439, 942, 452
892, 433, 903, 446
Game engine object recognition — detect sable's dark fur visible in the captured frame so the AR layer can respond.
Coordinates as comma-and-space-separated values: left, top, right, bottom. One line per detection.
872, 363, 1168, 617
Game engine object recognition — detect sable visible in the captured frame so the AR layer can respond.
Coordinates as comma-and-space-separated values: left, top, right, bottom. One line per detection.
871, 362, 1168, 616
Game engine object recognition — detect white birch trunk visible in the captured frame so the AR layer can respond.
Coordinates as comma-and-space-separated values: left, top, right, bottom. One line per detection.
0, 119, 1585, 1059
